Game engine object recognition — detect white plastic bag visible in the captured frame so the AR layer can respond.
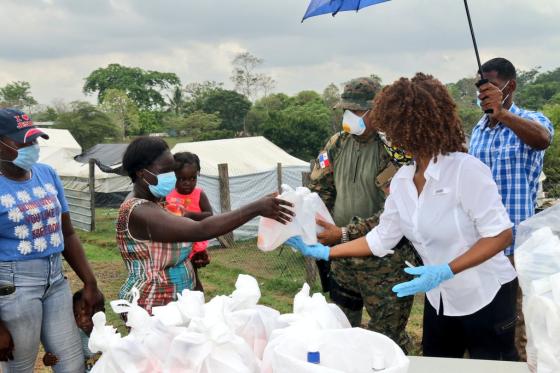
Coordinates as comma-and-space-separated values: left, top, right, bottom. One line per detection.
515, 204, 560, 373
164, 316, 259, 373
261, 284, 351, 373
89, 312, 162, 373
266, 328, 409, 373
105, 288, 182, 371
278, 283, 350, 330
152, 289, 205, 327
257, 185, 334, 251
202, 275, 281, 360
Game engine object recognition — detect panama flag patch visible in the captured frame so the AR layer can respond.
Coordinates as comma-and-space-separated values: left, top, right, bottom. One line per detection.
318, 152, 330, 169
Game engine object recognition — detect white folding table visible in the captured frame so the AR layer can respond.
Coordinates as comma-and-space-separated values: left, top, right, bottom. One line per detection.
408, 356, 530, 373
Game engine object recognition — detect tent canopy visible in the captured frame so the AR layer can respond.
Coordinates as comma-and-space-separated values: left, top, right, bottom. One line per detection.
36, 128, 131, 192
171, 136, 309, 177
75, 143, 129, 174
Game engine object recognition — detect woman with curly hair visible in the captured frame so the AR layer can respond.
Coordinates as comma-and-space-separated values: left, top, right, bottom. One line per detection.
287, 73, 519, 360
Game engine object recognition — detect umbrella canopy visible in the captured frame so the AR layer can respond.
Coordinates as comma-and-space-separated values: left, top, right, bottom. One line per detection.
302, 0, 389, 21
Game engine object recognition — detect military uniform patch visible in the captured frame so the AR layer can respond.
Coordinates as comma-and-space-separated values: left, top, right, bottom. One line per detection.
318, 152, 330, 168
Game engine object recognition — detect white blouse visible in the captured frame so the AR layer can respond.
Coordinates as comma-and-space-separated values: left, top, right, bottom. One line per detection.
366, 152, 517, 316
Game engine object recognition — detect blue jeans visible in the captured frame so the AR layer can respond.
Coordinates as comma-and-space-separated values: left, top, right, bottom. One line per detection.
0, 254, 84, 373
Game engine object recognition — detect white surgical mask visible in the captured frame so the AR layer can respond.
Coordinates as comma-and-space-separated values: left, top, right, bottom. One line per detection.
342, 110, 368, 135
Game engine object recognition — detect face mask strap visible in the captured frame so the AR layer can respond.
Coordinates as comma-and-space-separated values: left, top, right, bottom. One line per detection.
0, 140, 18, 153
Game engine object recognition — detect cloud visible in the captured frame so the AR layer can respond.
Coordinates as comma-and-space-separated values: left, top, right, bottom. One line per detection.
0, 0, 558, 104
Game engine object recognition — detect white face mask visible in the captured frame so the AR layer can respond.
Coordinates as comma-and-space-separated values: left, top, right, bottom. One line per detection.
342, 110, 368, 136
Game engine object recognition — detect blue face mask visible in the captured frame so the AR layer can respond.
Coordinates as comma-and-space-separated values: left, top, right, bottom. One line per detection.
0, 141, 40, 171
144, 170, 176, 198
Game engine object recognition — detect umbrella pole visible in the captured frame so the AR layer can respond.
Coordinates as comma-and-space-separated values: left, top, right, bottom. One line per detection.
463, 0, 493, 113
462, 0, 483, 74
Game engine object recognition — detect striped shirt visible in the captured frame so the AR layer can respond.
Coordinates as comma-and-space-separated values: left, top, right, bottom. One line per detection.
469, 103, 553, 255
116, 198, 195, 313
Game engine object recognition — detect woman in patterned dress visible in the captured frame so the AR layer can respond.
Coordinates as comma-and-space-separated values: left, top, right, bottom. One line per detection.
117, 137, 293, 313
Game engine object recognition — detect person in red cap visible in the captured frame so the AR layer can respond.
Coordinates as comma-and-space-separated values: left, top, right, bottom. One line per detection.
0, 108, 104, 372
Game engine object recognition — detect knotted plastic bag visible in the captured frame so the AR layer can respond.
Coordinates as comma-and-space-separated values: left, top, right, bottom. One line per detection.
257, 185, 334, 251
89, 311, 161, 373
106, 288, 182, 371
164, 316, 259, 373
223, 275, 280, 359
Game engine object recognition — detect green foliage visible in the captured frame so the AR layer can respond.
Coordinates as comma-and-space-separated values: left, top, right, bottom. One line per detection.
54, 102, 118, 150
32, 107, 58, 122
197, 89, 252, 134
543, 104, 560, 198
99, 89, 140, 139
137, 110, 165, 135
516, 67, 560, 110
166, 86, 186, 115
83, 63, 180, 109
260, 95, 331, 160
0, 81, 37, 110
164, 111, 223, 141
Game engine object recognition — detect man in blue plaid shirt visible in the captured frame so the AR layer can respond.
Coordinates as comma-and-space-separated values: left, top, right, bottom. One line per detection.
469, 57, 554, 361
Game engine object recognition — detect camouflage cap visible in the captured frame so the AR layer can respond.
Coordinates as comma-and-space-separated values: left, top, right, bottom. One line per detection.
335, 77, 382, 111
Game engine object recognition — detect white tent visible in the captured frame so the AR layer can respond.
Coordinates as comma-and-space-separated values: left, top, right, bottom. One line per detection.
172, 137, 310, 240
37, 129, 131, 193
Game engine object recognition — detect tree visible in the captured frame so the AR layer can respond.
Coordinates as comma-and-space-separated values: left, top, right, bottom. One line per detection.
198, 89, 252, 134
322, 83, 342, 134
516, 67, 560, 110
447, 77, 478, 107
83, 63, 180, 109
516, 67, 541, 90
99, 89, 140, 139
32, 107, 58, 122
54, 102, 118, 150
137, 110, 165, 135
183, 81, 224, 113
542, 103, 560, 198
261, 96, 331, 160
259, 75, 276, 98
165, 111, 223, 141
230, 52, 275, 102
245, 93, 291, 134
166, 86, 186, 115
0, 81, 38, 110
231, 52, 263, 101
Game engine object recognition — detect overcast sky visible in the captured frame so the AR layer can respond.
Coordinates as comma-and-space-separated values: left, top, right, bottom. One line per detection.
1, 0, 558, 105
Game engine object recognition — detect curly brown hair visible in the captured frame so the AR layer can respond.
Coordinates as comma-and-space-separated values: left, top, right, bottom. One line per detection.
370, 73, 466, 160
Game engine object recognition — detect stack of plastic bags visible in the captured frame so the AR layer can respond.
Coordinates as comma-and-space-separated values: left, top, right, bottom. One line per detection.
89, 275, 409, 372
515, 203, 560, 373
257, 185, 334, 251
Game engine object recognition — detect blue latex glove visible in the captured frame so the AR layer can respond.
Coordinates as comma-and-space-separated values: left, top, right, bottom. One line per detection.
285, 236, 330, 261
392, 264, 454, 298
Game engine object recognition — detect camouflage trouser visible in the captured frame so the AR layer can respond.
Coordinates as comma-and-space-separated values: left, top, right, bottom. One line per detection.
508, 255, 527, 361
329, 239, 419, 354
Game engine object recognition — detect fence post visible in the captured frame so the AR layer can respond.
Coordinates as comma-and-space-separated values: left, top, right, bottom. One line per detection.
88, 159, 96, 232
218, 163, 234, 247
276, 162, 283, 194
301, 171, 317, 285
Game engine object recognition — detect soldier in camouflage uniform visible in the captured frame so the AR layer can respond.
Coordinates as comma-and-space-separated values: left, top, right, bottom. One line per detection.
308, 77, 418, 352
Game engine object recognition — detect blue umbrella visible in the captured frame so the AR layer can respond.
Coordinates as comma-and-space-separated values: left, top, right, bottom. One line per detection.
302, 0, 389, 20
302, 0, 492, 112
